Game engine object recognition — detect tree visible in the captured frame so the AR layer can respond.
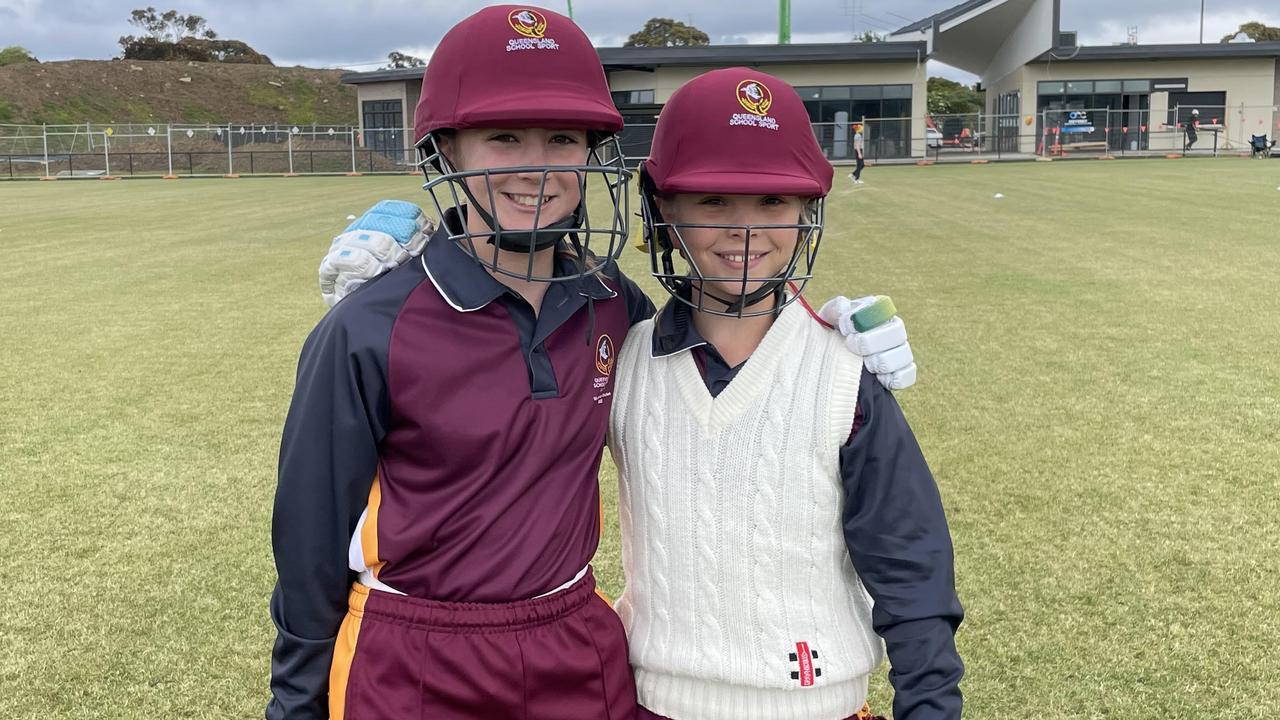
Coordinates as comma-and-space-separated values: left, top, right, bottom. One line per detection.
121, 37, 272, 64
1220, 21, 1280, 42
0, 46, 38, 66
855, 31, 884, 43
384, 51, 426, 69
124, 7, 217, 43
927, 77, 984, 115
117, 7, 271, 64
624, 18, 710, 47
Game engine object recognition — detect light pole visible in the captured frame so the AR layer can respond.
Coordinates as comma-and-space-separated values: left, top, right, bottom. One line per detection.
566, 0, 573, 20
779, 0, 791, 44
1199, 0, 1205, 43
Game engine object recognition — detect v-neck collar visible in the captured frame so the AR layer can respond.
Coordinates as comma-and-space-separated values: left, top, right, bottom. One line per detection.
667, 300, 807, 433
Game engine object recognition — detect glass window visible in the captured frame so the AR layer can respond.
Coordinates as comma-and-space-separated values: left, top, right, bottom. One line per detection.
851, 100, 880, 121
611, 90, 655, 106
881, 98, 911, 119
1123, 80, 1151, 93
794, 86, 822, 101
1038, 81, 1065, 95
819, 100, 852, 124
850, 86, 881, 100
1066, 81, 1093, 94
883, 85, 913, 99
1094, 80, 1122, 93
802, 100, 822, 122
821, 86, 851, 100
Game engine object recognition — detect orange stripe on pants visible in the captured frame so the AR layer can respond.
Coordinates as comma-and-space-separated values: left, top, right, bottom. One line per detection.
328, 584, 371, 720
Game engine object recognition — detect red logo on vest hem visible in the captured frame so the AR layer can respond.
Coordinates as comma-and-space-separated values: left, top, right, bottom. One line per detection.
789, 641, 821, 686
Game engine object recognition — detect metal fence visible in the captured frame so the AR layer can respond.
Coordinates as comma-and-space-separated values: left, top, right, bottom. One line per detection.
0, 123, 416, 179
4, 108, 1279, 180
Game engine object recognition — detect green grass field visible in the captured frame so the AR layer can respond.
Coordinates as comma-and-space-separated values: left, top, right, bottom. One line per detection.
2, 159, 1278, 719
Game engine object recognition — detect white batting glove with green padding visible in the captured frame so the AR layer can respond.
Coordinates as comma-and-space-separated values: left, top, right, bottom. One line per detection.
818, 295, 917, 390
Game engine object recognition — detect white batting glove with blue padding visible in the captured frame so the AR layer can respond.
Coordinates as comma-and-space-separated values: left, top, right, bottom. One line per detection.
320, 200, 435, 307
818, 295, 917, 391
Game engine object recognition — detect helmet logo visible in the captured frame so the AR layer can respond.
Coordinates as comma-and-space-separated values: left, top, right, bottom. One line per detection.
509, 8, 548, 39
736, 80, 773, 116
595, 334, 616, 376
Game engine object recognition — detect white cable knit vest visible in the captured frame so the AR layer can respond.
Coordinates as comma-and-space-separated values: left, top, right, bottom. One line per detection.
609, 301, 885, 720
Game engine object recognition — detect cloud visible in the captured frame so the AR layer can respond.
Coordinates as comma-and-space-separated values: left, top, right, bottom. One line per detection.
6, 0, 1279, 70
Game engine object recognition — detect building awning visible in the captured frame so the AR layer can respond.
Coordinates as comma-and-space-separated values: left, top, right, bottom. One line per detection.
888, 0, 1057, 81
1030, 42, 1280, 63
341, 42, 928, 85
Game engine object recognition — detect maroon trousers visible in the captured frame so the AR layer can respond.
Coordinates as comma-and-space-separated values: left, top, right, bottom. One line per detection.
329, 568, 637, 719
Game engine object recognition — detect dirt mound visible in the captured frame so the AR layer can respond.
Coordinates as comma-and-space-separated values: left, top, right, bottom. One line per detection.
0, 59, 357, 126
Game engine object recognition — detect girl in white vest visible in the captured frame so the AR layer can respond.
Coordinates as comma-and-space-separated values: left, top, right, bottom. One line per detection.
610, 68, 964, 720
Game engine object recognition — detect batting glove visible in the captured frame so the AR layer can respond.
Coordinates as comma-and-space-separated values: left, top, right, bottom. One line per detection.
817, 295, 917, 391
320, 200, 435, 307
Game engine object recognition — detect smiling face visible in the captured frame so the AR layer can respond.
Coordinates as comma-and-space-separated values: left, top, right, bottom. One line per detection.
439, 127, 589, 236
655, 192, 808, 310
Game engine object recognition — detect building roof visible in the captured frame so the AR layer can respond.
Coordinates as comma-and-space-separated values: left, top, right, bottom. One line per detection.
892, 0, 997, 35
1031, 41, 1280, 62
597, 42, 926, 69
341, 42, 927, 85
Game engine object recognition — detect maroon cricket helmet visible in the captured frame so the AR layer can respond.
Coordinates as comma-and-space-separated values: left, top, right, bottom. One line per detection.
413, 5, 622, 144
642, 67, 833, 198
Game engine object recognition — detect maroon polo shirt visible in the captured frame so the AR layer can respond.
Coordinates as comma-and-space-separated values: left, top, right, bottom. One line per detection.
267, 211, 654, 720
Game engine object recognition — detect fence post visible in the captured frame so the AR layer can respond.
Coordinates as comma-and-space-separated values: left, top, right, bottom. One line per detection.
287, 131, 294, 175
166, 125, 174, 176
42, 124, 50, 178
350, 130, 357, 174
103, 133, 111, 178
227, 124, 235, 175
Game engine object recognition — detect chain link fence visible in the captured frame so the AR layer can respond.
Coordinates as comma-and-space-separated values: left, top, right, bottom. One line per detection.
4, 108, 1279, 180
0, 122, 414, 179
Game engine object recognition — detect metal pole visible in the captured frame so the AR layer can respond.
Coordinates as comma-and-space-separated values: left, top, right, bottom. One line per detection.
779, 0, 791, 44
227, 124, 234, 175
350, 130, 357, 173
1199, 0, 1205, 43
566, 0, 573, 19
42, 124, 49, 177
288, 131, 294, 174
166, 125, 174, 176
104, 133, 110, 176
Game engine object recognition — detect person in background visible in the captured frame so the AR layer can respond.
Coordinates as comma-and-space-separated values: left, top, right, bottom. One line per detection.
848, 122, 866, 184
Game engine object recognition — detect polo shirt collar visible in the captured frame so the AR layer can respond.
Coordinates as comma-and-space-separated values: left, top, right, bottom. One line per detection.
651, 291, 709, 358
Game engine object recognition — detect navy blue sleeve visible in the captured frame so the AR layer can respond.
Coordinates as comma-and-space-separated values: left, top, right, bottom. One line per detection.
840, 370, 964, 720
266, 295, 397, 719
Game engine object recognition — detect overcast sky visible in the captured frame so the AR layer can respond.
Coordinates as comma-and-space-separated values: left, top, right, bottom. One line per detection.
2, 0, 1278, 81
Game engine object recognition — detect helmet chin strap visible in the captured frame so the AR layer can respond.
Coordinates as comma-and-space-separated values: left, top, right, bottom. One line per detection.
465, 193, 585, 253
696, 279, 788, 316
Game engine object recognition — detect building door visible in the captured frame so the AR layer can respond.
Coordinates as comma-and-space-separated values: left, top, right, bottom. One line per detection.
1122, 94, 1150, 151
997, 91, 1020, 153
362, 100, 404, 162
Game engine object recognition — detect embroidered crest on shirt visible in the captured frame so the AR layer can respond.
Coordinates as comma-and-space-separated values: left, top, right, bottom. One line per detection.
592, 334, 616, 405
595, 334, 616, 376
